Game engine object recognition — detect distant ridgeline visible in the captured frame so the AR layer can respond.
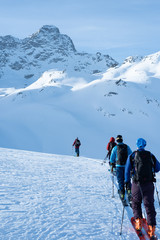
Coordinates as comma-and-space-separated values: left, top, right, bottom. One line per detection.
0, 25, 118, 88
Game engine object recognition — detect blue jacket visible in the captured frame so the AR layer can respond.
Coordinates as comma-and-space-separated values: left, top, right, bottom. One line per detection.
110, 143, 132, 167
125, 149, 160, 182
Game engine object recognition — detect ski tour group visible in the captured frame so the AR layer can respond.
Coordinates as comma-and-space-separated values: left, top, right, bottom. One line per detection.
106, 135, 160, 240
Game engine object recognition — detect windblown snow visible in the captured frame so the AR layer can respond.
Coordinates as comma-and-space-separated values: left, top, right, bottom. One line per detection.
0, 147, 160, 240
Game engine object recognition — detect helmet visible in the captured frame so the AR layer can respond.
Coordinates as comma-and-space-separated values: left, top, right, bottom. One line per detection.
136, 138, 146, 149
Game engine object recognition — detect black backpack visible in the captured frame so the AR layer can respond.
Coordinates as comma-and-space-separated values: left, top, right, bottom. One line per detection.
109, 142, 116, 152
108, 142, 116, 154
116, 144, 128, 165
133, 150, 155, 183
75, 139, 80, 147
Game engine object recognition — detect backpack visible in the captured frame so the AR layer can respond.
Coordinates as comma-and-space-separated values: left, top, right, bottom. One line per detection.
133, 150, 155, 183
75, 139, 80, 147
108, 142, 116, 158
116, 144, 128, 165
109, 142, 116, 152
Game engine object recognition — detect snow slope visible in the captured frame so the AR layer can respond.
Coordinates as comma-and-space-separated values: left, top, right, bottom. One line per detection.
0, 54, 160, 159
0, 147, 160, 240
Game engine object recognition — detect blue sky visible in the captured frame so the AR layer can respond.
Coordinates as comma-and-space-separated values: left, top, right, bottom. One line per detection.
0, 0, 160, 62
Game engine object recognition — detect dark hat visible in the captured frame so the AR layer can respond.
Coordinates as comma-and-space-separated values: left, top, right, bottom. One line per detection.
116, 135, 123, 142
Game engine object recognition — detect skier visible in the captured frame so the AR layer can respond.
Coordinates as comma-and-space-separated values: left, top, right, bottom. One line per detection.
106, 137, 117, 162
110, 135, 132, 200
125, 138, 160, 239
72, 137, 81, 157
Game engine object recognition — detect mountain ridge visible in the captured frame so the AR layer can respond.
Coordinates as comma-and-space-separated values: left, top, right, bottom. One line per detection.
0, 25, 118, 88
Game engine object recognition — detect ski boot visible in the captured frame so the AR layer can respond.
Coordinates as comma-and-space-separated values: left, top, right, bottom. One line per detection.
135, 218, 142, 231
148, 225, 157, 240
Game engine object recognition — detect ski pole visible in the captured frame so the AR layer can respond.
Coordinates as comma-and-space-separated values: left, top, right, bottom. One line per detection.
112, 173, 114, 198
120, 204, 125, 235
72, 146, 74, 156
155, 183, 160, 207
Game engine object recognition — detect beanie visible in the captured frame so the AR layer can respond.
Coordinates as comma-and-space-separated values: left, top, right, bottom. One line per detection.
136, 138, 146, 149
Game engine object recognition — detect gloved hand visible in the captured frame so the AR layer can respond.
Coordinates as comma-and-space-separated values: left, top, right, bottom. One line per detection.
125, 182, 131, 190
110, 163, 115, 173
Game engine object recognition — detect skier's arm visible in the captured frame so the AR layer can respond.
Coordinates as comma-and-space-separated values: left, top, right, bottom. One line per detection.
110, 146, 116, 165
152, 154, 160, 172
127, 146, 132, 156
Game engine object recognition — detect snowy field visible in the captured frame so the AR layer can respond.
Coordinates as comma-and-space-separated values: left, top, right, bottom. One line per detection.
0, 147, 160, 240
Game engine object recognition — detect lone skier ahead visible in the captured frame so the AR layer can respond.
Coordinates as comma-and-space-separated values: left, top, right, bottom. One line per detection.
72, 137, 81, 157
125, 138, 160, 239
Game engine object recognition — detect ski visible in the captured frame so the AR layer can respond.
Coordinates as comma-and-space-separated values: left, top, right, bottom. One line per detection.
131, 217, 146, 240
142, 218, 149, 236
141, 218, 158, 240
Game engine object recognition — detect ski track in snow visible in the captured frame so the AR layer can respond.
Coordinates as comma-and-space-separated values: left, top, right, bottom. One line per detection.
0, 148, 159, 240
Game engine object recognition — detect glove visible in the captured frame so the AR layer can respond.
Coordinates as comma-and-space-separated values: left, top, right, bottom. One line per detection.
110, 163, 115, 173
125, 182, 131, 190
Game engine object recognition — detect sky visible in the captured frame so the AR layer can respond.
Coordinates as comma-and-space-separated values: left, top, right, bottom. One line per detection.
0, 0, 160, 62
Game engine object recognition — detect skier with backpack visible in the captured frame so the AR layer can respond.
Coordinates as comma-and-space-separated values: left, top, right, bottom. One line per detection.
110, 135, 132, 200
106, 137, 117, 162
72, 137, 81, 157
125, 138, 160, 240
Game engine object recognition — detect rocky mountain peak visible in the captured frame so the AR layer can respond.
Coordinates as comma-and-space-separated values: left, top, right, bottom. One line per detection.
24, 24, 76, 52
0, 25, 118, 88
31, 25, 60, 38
39, 25, 60, 35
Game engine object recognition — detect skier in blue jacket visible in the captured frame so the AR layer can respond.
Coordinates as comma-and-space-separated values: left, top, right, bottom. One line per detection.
125, 138, 160, 239
110, 135, 132, 200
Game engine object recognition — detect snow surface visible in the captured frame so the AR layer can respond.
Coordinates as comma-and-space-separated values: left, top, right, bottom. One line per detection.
0, 147, 160, 240
1, 53, 160, 159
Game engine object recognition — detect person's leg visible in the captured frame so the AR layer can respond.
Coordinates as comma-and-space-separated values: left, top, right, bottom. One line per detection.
131, 182, 143, 230
116, 167, 125, 195
142, 182, 156, 226
75, 148, 79, 157
132, 182, 143, 219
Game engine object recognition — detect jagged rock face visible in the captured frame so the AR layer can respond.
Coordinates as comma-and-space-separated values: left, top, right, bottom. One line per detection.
22, 25, 76, 53
0, 25, 118, 88
123, 56, 143, 64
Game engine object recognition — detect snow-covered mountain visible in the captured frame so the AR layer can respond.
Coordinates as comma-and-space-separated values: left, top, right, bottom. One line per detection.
0, 25, 160, 159
0, 25, 117, 88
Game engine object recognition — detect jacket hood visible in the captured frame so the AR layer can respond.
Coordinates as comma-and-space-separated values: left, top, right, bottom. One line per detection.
110, 137, 115, 142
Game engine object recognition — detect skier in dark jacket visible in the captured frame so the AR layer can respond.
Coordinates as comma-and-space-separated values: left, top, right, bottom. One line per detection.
110, 135, 132, 200
125, 138, 160, 239
72, 137, 81, 157
106, 137, 116, 161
